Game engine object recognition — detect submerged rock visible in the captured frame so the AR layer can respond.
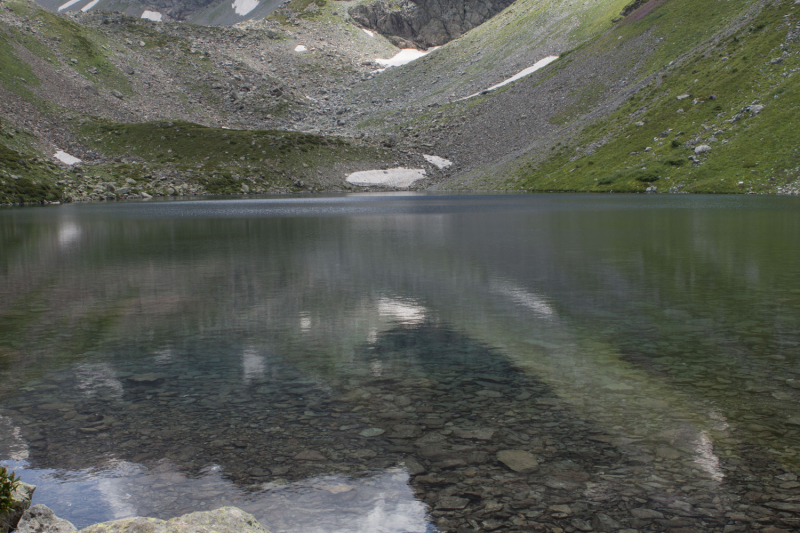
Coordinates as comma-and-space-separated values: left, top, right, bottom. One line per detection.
497, 449, 539, 472
79, 507, 270, 533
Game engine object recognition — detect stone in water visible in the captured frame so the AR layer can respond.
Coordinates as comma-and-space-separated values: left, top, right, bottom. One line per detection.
497, 450, 539, 472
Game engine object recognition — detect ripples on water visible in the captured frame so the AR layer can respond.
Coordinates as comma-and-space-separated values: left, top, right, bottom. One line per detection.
1, 194, 800, 532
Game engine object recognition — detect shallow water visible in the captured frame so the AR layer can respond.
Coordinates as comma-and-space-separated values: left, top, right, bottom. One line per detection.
1, 194, 800, 532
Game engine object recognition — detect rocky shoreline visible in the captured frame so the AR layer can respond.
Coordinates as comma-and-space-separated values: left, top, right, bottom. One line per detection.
5, 485, 272, 533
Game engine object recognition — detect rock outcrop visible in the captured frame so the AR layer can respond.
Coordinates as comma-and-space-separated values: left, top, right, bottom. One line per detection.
79, 507, 270, 533
349, 0, 516, 48
17, 505, 77, 533
0, 482, 35, 533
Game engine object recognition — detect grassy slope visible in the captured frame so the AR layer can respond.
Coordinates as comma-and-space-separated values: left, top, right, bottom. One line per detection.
77, 120, 393, 194
360, 0, 635, 104
495, 0, 800, 193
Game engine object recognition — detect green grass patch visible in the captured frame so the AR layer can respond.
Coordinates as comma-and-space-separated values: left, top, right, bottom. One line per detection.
77, 120, 393, 192
0, 122, 63, 205
509, 0, 800, 194
0, 30, 42, 102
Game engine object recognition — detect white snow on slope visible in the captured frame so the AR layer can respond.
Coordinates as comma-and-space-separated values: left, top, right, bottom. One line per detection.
232, 0, 259, 16
363, 29, 375, 37
141, 10, 163, 21
346, 168, 426, 187
462, 55, 559, 100
295, 45, 308, 52
376, 48, 437, 69
81, 0, 100, 11
54, 151, 81, 165
423, 154, 452, 169
57, 0, 83, 11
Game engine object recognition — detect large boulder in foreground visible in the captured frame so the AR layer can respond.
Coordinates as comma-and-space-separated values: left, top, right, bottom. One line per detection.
79, 507, 270, 533
0, 481, 35, 533
17, 505, 77, 533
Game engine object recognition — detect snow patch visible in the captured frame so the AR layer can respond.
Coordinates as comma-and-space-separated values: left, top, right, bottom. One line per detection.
295, 45, 308, 52
375, 48, 437, 69
232, 0, 260, 16
141, 10, 163, 21
54, 150, 81, 165
423, 154, 452, 169
346, 168, 426, 188
57, 0, 83, 11
81, 0, 100, 11
363, 29, 375, 37
462, 55, 558, 100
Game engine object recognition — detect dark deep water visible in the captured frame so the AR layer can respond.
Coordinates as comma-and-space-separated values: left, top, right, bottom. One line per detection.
1, 193, 800, 533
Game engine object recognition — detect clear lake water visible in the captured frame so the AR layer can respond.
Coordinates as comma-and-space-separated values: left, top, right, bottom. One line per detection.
1, 193, 800, 533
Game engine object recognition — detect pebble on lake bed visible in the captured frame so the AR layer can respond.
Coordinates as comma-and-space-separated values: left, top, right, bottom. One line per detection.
497, 449, 539, 472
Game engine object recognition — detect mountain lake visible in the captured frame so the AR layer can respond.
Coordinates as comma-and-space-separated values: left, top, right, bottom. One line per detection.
1, 193, 800, 533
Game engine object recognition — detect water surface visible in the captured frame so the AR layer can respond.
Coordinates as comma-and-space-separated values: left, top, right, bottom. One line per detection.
1, 194, 800, 532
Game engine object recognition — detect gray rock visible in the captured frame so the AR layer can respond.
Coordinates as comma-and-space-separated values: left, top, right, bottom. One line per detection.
694, 145, 712, 155
451, 428, 494, 440
110, 90, 124, 100
79, 507, 270, 533
359, 427, 385, 437
630, 508, 665, 519
764, 502, 800, 512
592, 512, 623, 532
17, 505, 77, 533
497, 450, 539, 472
570, 518, 593, 532
293, 449, 326, 461
435, 496, 469, 510
404, 457, 426, 475
0, 481, 35, 533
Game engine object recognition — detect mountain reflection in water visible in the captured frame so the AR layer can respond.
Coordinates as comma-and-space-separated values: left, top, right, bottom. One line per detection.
1, 194, 799, 532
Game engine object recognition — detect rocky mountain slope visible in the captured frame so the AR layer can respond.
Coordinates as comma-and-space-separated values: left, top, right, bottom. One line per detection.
1, 0, 799, 204
348, 0, 516, 48
32, 0, 284, 26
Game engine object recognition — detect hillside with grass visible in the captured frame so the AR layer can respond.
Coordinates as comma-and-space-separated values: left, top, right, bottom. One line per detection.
481, 0, 800, 194
369, 0, 800, 194
0, 0, 798, 203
